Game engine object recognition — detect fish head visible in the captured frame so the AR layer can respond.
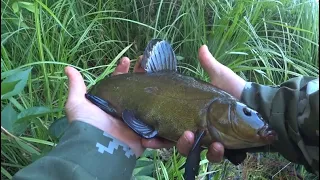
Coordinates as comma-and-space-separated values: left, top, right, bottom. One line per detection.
207, 100, 277, 149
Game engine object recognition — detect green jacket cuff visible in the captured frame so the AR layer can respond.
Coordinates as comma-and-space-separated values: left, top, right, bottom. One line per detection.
13, 120, 137, 180
239, 77, 319, 175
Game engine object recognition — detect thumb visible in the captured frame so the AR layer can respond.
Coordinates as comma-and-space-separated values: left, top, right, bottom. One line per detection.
198, 45, 246, 99
198, 45, 222, 80
65, 66, 87, 103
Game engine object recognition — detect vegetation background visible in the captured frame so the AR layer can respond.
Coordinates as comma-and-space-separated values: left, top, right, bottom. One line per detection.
1, 0, 319, 179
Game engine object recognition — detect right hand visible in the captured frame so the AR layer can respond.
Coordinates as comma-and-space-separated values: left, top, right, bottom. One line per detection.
139, 45, 248, 163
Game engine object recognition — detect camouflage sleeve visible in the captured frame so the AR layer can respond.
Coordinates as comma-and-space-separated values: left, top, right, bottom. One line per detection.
240, 76, 319, 176
13, 121, 137, 180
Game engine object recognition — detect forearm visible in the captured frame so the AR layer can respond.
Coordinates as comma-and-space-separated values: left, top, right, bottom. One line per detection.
13, 121, 137, 180
240, 76, 319, 175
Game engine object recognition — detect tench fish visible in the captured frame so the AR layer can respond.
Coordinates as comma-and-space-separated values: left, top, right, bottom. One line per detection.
85, 39, 277, 179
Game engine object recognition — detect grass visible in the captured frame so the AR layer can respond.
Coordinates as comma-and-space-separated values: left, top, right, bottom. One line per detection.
1, 0, 319, 179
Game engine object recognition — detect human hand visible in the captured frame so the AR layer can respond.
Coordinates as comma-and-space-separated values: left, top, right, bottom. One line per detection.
64, 57, 145, 157
176, 45, 248, 163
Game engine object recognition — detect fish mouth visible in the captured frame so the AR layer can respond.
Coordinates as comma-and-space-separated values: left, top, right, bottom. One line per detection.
257, 124, 278, 144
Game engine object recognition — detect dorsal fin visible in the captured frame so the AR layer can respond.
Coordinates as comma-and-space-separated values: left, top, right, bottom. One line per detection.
141, 39, 177, 73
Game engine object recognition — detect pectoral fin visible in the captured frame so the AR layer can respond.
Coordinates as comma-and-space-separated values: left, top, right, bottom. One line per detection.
122, 110, 158, 139
183, 129, 206, 180
85, 93, 119, 118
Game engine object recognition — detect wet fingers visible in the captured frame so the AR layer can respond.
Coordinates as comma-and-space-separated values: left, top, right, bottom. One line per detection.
112, 57, 130, 76
206, 142, 224, 163
176, 131, 194, 156
133, 55, 146, 72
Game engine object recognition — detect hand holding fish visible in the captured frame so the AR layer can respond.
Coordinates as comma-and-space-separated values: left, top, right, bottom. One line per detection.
63, 44, 242, 163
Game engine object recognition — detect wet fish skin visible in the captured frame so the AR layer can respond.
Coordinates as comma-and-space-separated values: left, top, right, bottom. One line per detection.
89, 71, 275, 149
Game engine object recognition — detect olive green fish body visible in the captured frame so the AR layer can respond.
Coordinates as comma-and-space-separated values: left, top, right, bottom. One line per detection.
90, 72, 274, 149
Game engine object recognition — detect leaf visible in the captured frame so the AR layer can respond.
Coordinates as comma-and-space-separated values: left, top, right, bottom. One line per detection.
10, 18, 29, 29
15, 138, 40, 155
12, 2, 19, 13
1, 166, 12, 179
135, 157, 154, 168
20, 137, 55, 146
13, 122, 30, 136
18, 107, 61, 119
48, 116, 69, 139
1, 67, 25, 80
1, 80, 21, 96
10, 106, 61, 136
158, 161, 169, 180
17, 2, 35, 13
228, 51, 248, 55
16, 106, 61, 122
1, 103, 18, 134
1, 67, 32, 100
133, 157, 155, 176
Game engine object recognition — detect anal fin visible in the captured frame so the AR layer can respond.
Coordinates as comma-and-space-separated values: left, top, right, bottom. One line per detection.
122, 110, 158, 139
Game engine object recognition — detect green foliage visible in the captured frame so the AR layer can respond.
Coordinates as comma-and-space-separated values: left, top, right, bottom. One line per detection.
1, 67, 32, 100
1, 0, 318, 179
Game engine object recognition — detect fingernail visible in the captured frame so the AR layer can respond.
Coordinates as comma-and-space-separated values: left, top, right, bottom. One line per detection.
64, 67, 69, 74
184, 131, 193, 145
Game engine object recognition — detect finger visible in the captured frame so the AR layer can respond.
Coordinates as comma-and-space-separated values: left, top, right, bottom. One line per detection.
133, 55, 146, 73
112, 57, 130, 76
65, 66, 87, 98
141, 138, 175, 149
198, 45, 222, 80
176, 131, 194, 156
198, 45, 246, 99
206, 142, 224, 163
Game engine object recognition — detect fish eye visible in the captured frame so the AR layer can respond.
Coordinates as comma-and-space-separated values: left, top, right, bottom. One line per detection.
243, 108, 252, 116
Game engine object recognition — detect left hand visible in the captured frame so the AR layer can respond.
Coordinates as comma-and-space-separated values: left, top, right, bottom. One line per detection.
65, 57, 145, 157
